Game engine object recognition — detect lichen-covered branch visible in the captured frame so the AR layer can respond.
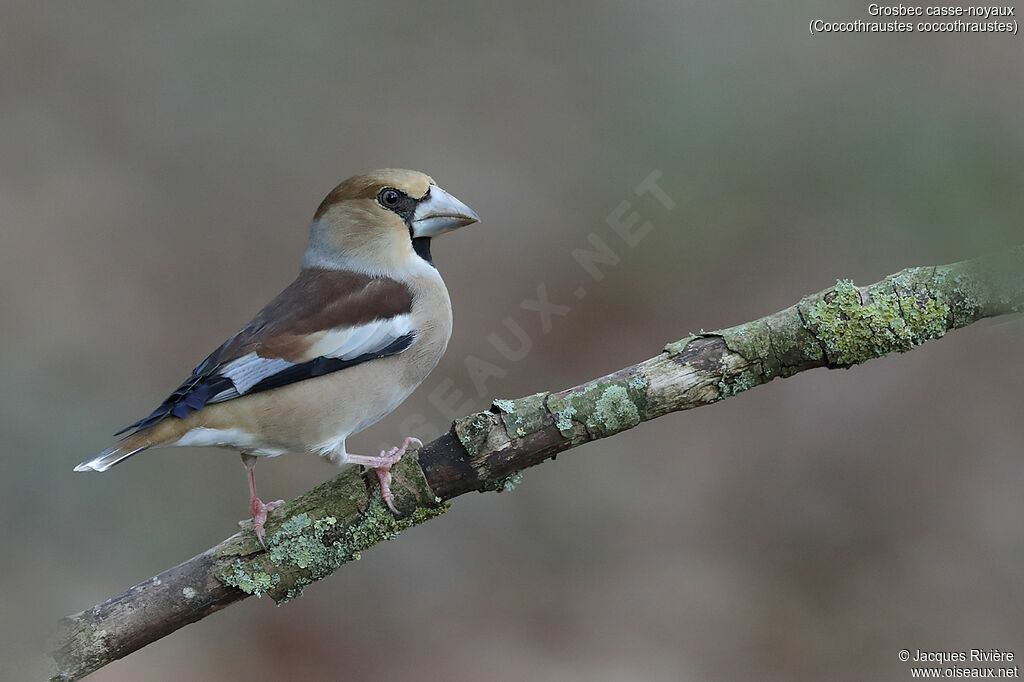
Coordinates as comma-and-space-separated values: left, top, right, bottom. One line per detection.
51, 454, 446, 681
420, 246, 1022, 498
52, 247, 1022, 681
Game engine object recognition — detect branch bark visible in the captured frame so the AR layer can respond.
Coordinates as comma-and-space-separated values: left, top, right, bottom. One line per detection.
52, 246, 1023, 680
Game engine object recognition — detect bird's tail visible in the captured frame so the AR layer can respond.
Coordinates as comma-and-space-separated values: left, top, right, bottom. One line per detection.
75, 420, 185, 472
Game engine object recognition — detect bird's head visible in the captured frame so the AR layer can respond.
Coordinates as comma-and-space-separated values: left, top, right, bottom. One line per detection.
304, 169, 480, 274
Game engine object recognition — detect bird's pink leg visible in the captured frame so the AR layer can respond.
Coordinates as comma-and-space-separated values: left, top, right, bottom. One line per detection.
242, 453, 284, 547
346, 437, 422, 513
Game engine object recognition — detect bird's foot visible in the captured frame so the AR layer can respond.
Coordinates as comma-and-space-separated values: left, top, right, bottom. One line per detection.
348, 437, 422, 513
250, 496, 285, 547
375, 436, 423, 512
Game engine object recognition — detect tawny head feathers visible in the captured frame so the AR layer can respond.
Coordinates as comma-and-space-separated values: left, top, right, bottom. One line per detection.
304, 169, 478, 275
314, 169, 435, 220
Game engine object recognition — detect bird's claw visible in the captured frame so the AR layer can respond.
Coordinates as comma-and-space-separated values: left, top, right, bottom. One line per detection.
375, 437, 422, 513
250, 497, 285, 547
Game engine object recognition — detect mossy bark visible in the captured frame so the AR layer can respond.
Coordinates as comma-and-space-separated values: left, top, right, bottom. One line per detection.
52, 456, 444, 680
422, 247, 1021, 499
53, 246, 1022, 680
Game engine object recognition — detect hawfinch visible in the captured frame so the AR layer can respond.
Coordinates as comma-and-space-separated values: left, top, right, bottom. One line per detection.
76, 169, 479, 544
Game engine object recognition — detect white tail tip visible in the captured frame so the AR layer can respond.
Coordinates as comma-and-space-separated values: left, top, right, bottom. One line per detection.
74, 447, 130, 473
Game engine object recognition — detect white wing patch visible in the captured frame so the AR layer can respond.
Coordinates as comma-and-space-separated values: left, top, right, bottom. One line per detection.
212, 314, 416, 402
319, 313, 414, 360
220, 356, 292, 395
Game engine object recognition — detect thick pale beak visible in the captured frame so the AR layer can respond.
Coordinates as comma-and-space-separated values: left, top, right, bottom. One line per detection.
411, 185, 480, 238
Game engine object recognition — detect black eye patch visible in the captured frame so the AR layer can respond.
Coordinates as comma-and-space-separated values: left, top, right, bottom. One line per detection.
376, 187, 418, 225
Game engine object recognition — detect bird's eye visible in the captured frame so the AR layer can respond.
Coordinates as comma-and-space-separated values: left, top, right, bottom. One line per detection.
378, 188, 401, 208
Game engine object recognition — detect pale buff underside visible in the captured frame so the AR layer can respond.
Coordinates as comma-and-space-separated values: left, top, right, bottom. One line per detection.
164, 263, 451, 462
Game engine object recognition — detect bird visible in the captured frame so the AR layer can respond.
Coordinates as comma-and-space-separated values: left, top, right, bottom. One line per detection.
75, 169, 479, 545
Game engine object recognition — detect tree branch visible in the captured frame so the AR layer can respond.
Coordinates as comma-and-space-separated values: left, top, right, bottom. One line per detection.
52, 247, 1023, 680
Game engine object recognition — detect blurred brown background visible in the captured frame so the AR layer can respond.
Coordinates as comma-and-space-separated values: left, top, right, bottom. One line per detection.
3, 2, 1023, 680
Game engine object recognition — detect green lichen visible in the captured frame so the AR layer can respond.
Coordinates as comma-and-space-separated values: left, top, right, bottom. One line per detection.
933, 268, 985, 328
555, 405, 577, 436
262, 513, 346, 601
268, 513, 342, 576
801, 278, 950, 366
765, 309, 830, 370
218, 560, 280, 598
492, 392, 548, 438
718, 321, 771, 362
493, 470, 523, 492
454, 411, 496, 456
338, 501, 448, 562
664, 335, 698, 356
592, 385, 640, 432
628, 375, 649, 391
271, 503, 448, 602
216, 500, 449, 603
717, 368, 760, 398
548, 374, 648, 439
